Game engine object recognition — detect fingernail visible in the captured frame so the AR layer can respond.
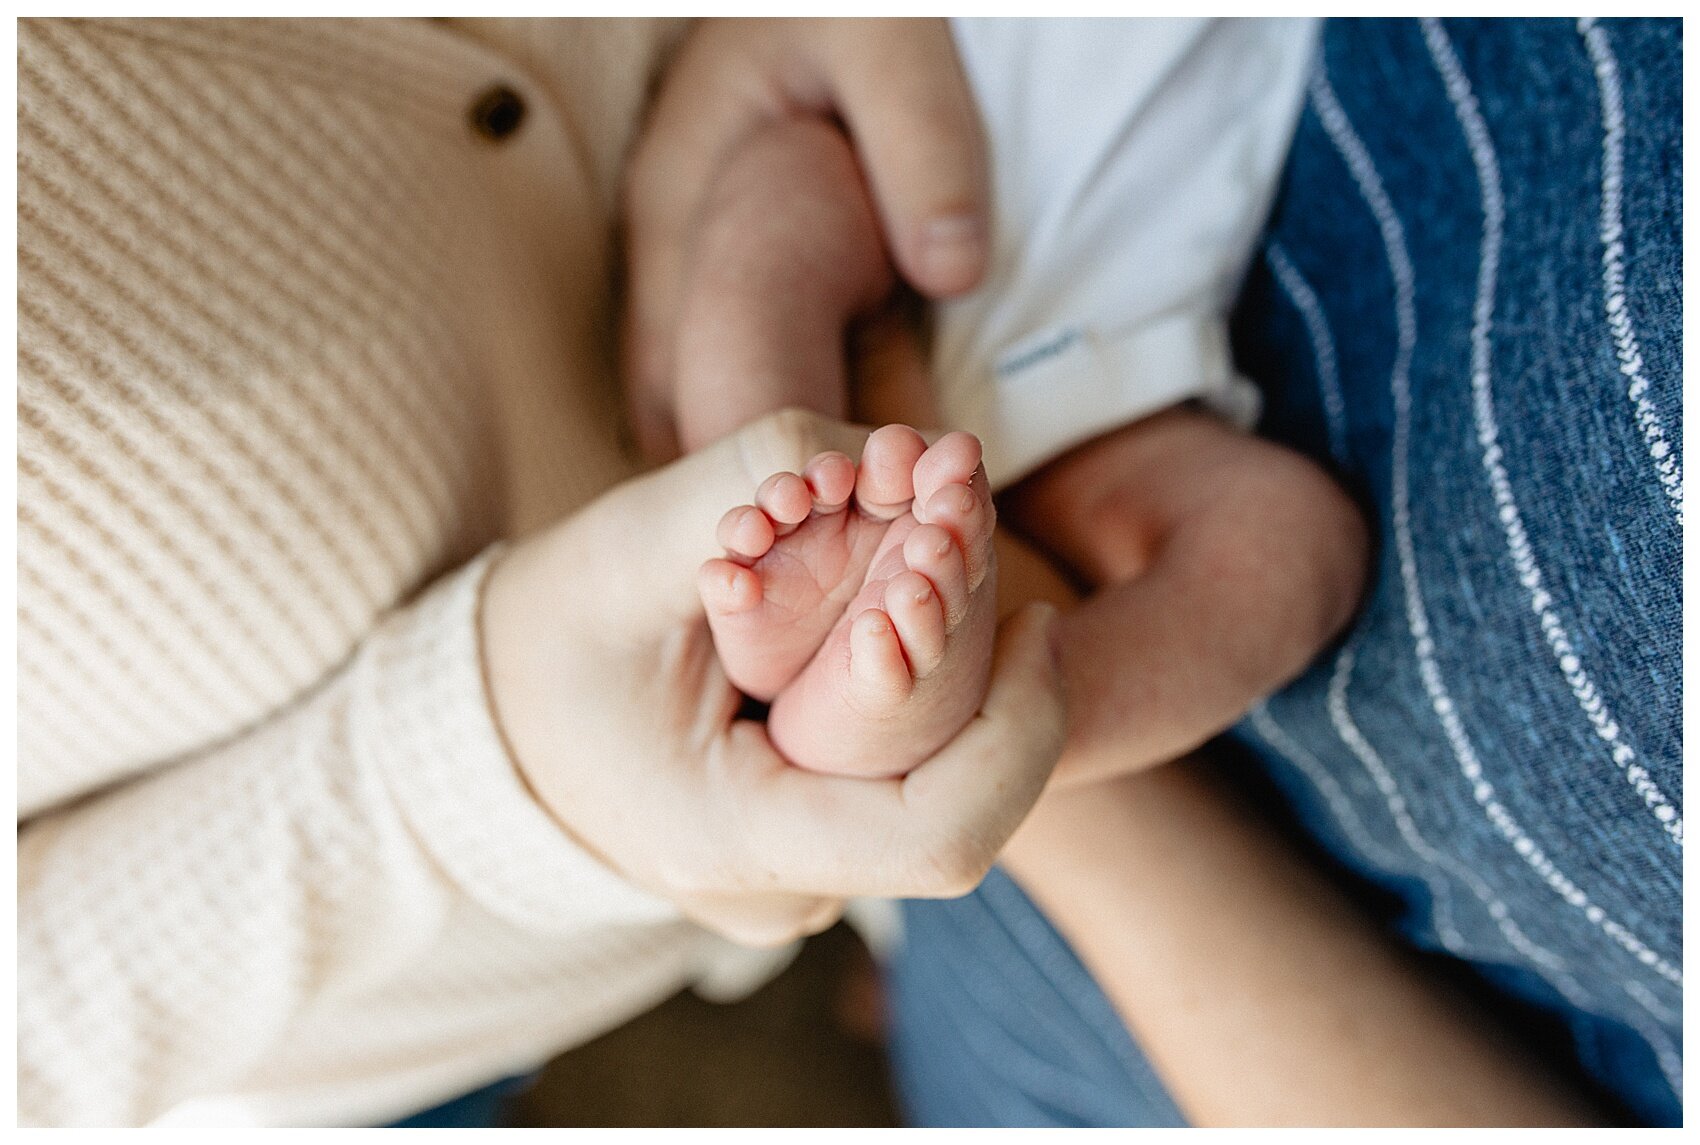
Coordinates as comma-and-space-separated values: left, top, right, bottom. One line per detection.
920, 213, 986, 292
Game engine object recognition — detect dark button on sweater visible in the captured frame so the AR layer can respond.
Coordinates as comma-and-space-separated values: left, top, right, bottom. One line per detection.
469, 85, 525, 142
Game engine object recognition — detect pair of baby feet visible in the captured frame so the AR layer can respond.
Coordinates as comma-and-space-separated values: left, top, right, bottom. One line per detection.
699, 425, 998, 778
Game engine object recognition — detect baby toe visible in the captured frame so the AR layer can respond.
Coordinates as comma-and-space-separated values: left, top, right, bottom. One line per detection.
717, 504, 776, 561
848, 607, 915, 710
855, 424, 927, 520
912, 431, 984, 508
803, 450, 857, 512
918, 482, 994, 591
903, 523, 970, 630
699, 558, 763, 615
884, 570, 947, 678
755, 471, 814, 534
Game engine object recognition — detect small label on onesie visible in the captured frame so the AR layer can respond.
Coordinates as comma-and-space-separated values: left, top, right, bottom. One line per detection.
995, 326, 1086, 380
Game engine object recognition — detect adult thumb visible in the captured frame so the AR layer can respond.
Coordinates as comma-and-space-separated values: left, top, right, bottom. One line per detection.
824, 19, 991, 299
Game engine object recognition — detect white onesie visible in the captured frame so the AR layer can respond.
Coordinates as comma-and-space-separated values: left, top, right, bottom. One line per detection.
936, 17, 1319, 488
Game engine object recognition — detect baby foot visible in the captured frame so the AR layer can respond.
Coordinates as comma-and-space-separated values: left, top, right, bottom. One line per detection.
698, 424, 929, 701
700, 427, 998, 779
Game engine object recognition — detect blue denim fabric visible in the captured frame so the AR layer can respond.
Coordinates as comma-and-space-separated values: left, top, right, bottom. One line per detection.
889, 867, 1187, 1127
889, 17, 1681, 1127
386, 1074, 527, 1127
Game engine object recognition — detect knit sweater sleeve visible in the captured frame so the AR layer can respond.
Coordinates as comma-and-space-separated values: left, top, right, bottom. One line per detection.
18, 551, 707, 1127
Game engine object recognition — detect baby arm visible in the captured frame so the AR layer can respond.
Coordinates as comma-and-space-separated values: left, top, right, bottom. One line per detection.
1003, 405, 1371, 787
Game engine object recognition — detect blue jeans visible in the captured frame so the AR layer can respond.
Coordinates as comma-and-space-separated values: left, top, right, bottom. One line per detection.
388, 1075, 527, 1128
889, 17, 1682, 1127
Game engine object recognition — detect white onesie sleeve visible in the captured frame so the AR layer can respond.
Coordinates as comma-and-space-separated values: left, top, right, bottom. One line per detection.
936, 17, 1319, 488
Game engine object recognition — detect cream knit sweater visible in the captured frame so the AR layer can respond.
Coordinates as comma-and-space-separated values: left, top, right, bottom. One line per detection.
18, 17, 778, 1127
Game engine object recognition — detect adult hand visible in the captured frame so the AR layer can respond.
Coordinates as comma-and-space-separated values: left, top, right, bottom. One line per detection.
481, 410, 1065, 947
622, 18, 990, 460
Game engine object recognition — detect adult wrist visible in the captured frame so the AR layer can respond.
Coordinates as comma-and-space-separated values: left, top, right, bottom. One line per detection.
371, 547, 677, 933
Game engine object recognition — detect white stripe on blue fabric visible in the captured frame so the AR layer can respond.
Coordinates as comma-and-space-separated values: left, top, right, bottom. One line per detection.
1578, 17, 1683, 529
1245, 703, 1424, 895
1266, 242, 1350, 465
1327, 645, 1557, 971
1311, 56, 1680, 988
1422, 17, 1682, 848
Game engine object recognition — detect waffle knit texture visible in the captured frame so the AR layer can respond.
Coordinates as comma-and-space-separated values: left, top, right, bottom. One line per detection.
16, 17, 781, 1127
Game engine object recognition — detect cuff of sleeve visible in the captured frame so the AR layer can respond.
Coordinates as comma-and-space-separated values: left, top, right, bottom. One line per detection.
363, 548, 681, 935
942, 313, 1263, 490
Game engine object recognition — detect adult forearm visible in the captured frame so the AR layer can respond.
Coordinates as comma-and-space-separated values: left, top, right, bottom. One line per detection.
1000, 757, 1608, 1127
18, 555, 689, 1127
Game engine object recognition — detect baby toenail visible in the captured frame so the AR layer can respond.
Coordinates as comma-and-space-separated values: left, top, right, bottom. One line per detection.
934, 538, 952, 557
955, 488, 976, 513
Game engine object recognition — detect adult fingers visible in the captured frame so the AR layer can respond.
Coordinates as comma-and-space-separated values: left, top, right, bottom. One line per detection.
718, 601, 1066, 898
821, 19, 991, 298
896, 601, 1067, 889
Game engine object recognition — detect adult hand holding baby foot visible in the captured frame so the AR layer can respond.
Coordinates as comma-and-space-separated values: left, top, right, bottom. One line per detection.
481, 410, 1064, 949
